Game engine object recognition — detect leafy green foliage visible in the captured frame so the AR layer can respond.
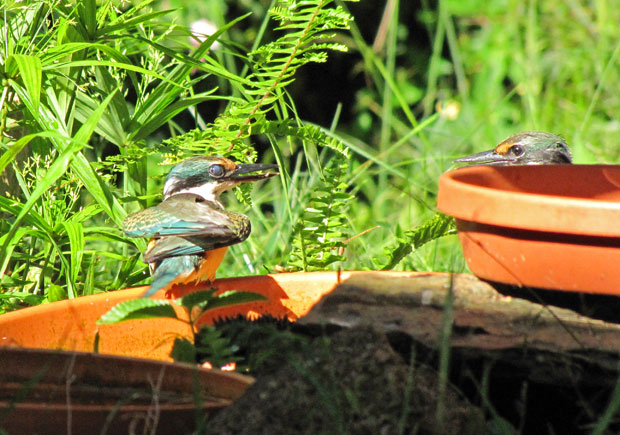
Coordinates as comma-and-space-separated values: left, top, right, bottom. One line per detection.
170, 337, 198, 364
193, 325, 242, 368
97, 298, 178, 324
98, 288, 265, 326
288, 150, 353, 271
128, 0, 355, 204
195, 316, 306, 373
9, 0, 617, 309
380, 213, 457, 270
97, 288, 266, 363
0, 0, 218, 300
0, 291, 44, 314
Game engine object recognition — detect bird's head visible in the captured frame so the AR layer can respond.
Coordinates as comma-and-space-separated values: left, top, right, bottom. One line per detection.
455, 131, 573, 166
163, 156, 279, 201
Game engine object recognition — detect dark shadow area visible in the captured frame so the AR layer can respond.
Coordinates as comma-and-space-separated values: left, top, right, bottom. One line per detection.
387, 331, 619, 435
201, 312, 620, 435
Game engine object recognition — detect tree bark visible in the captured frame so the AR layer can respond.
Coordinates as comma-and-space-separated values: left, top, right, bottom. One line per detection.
299, 273, 620, 386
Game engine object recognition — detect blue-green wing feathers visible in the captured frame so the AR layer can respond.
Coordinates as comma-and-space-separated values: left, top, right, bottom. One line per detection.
122, 194, 245, 239
143, 236, 233, 264
123, 207, 208, 237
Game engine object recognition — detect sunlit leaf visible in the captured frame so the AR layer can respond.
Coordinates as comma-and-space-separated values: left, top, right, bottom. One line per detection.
6, 54, 42, 111
201, 290, 267, 312
97, 298, 178, 324
47, 283, 67, 302
381, 213, 457, 270
177, 289, 217, 311
63, 221, 84, 285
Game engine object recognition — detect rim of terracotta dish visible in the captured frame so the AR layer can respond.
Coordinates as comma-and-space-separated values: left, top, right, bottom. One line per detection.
438, 165, 620, 237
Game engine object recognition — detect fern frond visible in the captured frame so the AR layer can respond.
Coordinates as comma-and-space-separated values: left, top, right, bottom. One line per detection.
288, 151, 352, 271
258, 120, 349, 155
226, 0, 354, 148
104, 1, 354, 208
157, 1, 354, 202
106, 0, 353, 164
380, 213, 457, 270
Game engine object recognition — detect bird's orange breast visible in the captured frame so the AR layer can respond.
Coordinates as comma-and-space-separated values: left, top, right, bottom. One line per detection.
190, 246, 229, 284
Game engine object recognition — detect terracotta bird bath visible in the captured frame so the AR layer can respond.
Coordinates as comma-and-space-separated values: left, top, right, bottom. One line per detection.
0, 271, 418, 360
438, 164, 620, 295
0, 271, 421, 433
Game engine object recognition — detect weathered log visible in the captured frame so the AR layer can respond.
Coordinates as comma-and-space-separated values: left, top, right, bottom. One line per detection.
299, 273, 620, 386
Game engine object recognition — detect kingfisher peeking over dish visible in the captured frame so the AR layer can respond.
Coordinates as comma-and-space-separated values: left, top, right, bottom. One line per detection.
455, 131, 573, 166
123, 156, 279, 298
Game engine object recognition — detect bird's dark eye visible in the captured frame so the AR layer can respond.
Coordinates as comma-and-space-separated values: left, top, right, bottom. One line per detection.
209, 164, 225, 177
510, 145, 524, 156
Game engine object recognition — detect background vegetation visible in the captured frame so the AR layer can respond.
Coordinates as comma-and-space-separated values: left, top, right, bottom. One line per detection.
1, 0, 619, 311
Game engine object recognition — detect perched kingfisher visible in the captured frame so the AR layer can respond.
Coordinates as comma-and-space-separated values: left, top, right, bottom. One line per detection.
455, 131, 573, 165
123, 156, 279, 297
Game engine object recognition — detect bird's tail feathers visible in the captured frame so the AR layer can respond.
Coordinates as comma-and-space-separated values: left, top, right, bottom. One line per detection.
142, 257, 194, 298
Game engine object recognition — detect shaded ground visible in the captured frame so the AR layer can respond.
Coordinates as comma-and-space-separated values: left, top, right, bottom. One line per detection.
206, 326, 484, 435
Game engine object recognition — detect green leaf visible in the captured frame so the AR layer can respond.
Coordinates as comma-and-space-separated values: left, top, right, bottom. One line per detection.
0, 292, 44, 307
71, 152, 131, 228
97, 298, 178, 324
6, 54, 42, 111
132, 94, 220, 142
0, 135, 36, 175
62, 221, 84, 286
77, 0, 97, 36
0, 91, 118, 279
0, 227, 33, 271
288, 152, 352, 271
83, 254, 97, 296
112, 253, 141, 290
95, 9, 174, 38
193, 325, 241, 368
170, 337, 197, 363
177, 289, 217, 311
47, 283, 68, 302
43, 60, 180, 87
201, 290, 268, 313
69, 204, 103, 224
73, 88, 118, 146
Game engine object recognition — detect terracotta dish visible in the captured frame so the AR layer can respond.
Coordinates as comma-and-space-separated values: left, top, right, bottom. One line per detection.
0, 271, 421, 361
437, 165, 620, 294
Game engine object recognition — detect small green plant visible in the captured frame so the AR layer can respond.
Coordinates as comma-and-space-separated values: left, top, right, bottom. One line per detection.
380, 213, 457, 270
194, 315, 306, 372
97, 287, 266, 363
289, 150, 353, 271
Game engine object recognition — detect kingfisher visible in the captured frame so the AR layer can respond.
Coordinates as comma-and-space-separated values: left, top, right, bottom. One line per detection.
455, 131, 573, 165
123, 156, 279, 297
